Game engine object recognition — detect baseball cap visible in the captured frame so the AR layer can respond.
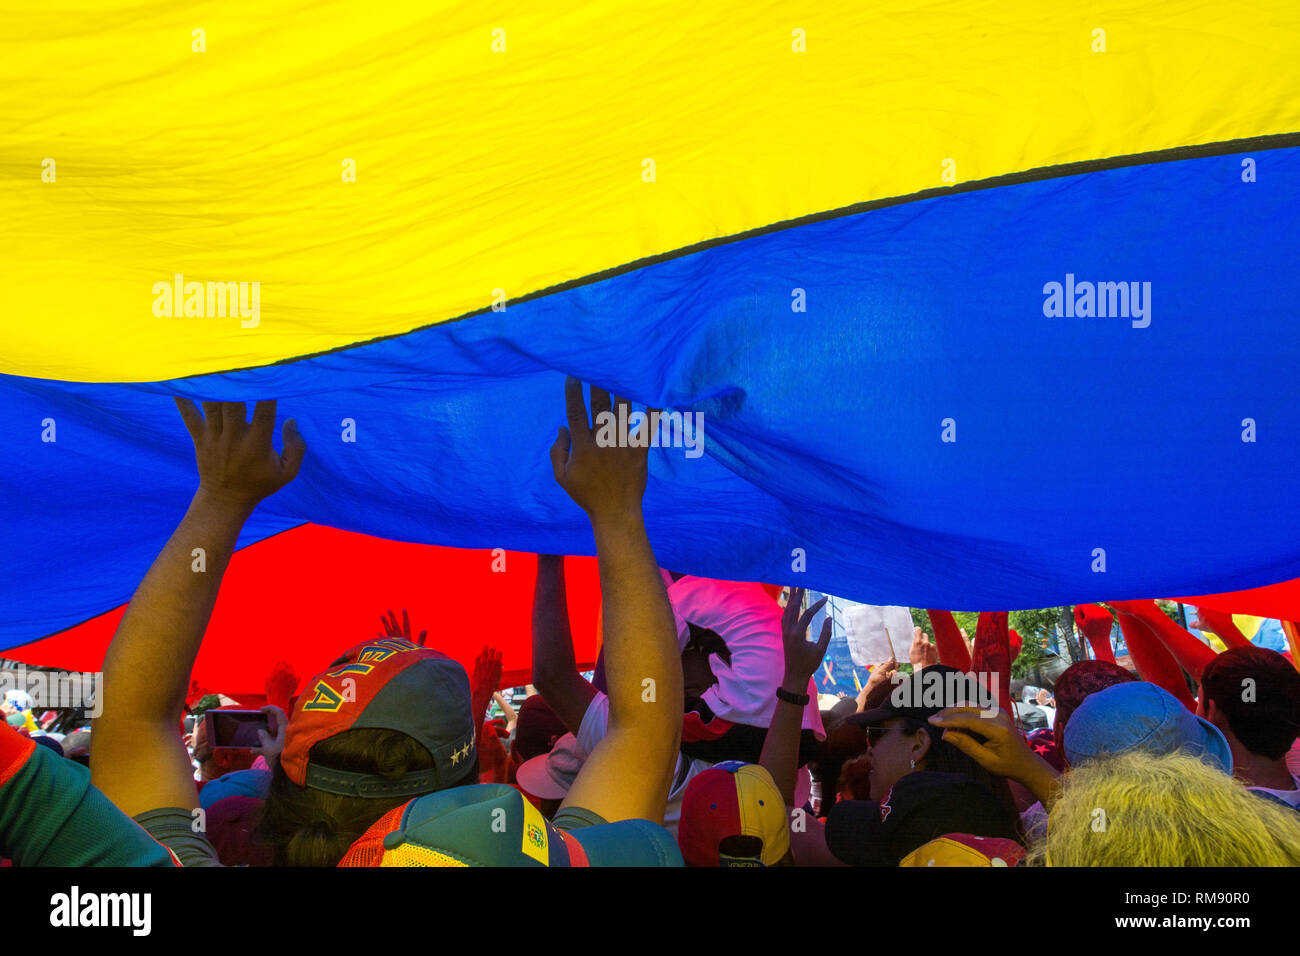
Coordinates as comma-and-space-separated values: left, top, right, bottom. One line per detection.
338, 783, 683, 866
515, 733, 584, 801
281, 637, 476, 798
677, 760, 789, 866
198, 768, 272, 809
900, 832, 1026, 867
1062, 681, 1232, 773
512, 695, 569, 762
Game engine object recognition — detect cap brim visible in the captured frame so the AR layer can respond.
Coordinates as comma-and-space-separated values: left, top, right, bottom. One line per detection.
516, 753, 571, 801
851, 706, 897, 726
1193, 715, 1234, 774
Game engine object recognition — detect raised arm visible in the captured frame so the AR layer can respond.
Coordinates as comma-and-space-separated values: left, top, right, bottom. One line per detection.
552, 380, 682, 823
929, 706, 1062, 808
1189, 606, 1252, 650
760, 586, 831, 807
927, 609, 972, 672
1074, 604, 1118, 663
531, 553, 599, 734
1110, 599, 1216, 683
492, 691, 518, 734
92, 399, 304, 817
1109, 608, 1197, 709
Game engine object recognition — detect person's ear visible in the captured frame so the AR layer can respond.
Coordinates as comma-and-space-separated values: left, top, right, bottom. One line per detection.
911, 727, 932, 764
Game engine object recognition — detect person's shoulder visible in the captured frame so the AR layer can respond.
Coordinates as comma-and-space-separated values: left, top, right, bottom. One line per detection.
134, 806, 224, 867
1247, 780, 1300, 811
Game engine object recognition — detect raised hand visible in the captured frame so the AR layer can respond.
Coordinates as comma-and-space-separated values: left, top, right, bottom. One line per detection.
550, 377, 650, 524
379, 608, 427, 646
859, 655, 898, 710
909, 626, 939, 670
928, 705, 1061, 805
174, 399, 305, 510
470, 645, 504, 723
1074, 603, 1113, 641
780, 586, 833, 683
252, 705, 288, 767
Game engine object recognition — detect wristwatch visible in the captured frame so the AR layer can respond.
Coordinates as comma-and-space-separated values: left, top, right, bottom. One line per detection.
775, 686, 810, 706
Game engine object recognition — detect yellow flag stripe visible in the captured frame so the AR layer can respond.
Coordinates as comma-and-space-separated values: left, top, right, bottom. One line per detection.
3, 2, 1298, 382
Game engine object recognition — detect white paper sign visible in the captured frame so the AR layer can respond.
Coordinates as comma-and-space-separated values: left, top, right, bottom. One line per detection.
842, 603, 914, 668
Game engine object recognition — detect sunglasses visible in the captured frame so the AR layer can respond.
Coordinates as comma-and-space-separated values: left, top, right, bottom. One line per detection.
863, 717, 936, 748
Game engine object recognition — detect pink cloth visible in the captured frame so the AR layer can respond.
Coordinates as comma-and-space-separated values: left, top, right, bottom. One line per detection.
668, 576, 824, 738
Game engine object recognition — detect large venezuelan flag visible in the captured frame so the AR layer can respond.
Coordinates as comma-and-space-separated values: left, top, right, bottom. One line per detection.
3, 3, 1299, 679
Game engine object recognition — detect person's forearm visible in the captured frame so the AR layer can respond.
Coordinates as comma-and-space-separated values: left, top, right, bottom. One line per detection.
1080, 625, 1117, 663
1123, 602, 1216, 684
928, 610, 972, 672
971, 611, 1013, 717
1194, 607, 1252, 650
593, 512, 681, 742
492, 691, 516, 723
101, 489, 251, 727
759, 671, 806, 807
531, 554, 597, 733
532, 554, 579, 688
1022, 759, 1062, 810
1114, 613, 1197, 709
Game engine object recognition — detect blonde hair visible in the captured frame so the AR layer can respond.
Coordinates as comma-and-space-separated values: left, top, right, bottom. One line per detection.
1029, 749, 1300, 866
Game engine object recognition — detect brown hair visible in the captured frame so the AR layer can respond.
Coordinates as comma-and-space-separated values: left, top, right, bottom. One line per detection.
256, 727, 476, 867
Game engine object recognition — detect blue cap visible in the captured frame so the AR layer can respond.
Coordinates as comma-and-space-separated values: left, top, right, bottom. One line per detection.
1063, 682, 1232, 773
199, 768, 271, 810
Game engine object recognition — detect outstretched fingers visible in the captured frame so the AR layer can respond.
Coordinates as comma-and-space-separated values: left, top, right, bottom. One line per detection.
797, 597, 828, 639
564, 376, 591, 441
174, 397, 204, 442
279, 419, 306, 479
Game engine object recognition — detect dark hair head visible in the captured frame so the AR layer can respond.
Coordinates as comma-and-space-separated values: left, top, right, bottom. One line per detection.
913, 720, 1021, 833
813, 723, 870, 793
1201, 646, 1300, 759
257, 726, 476, 867
1052, 659, 1138, 749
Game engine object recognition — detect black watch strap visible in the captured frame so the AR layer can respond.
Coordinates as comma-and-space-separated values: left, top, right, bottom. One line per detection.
776, 686, 810, 706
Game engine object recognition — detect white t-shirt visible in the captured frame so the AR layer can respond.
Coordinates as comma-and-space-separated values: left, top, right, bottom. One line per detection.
667, 575, 824, 737
577, 691, 710, 837
1249, 774, 1300, 810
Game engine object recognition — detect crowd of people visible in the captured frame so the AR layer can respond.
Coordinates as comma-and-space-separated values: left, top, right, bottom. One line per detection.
3, 379, 1300, 867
